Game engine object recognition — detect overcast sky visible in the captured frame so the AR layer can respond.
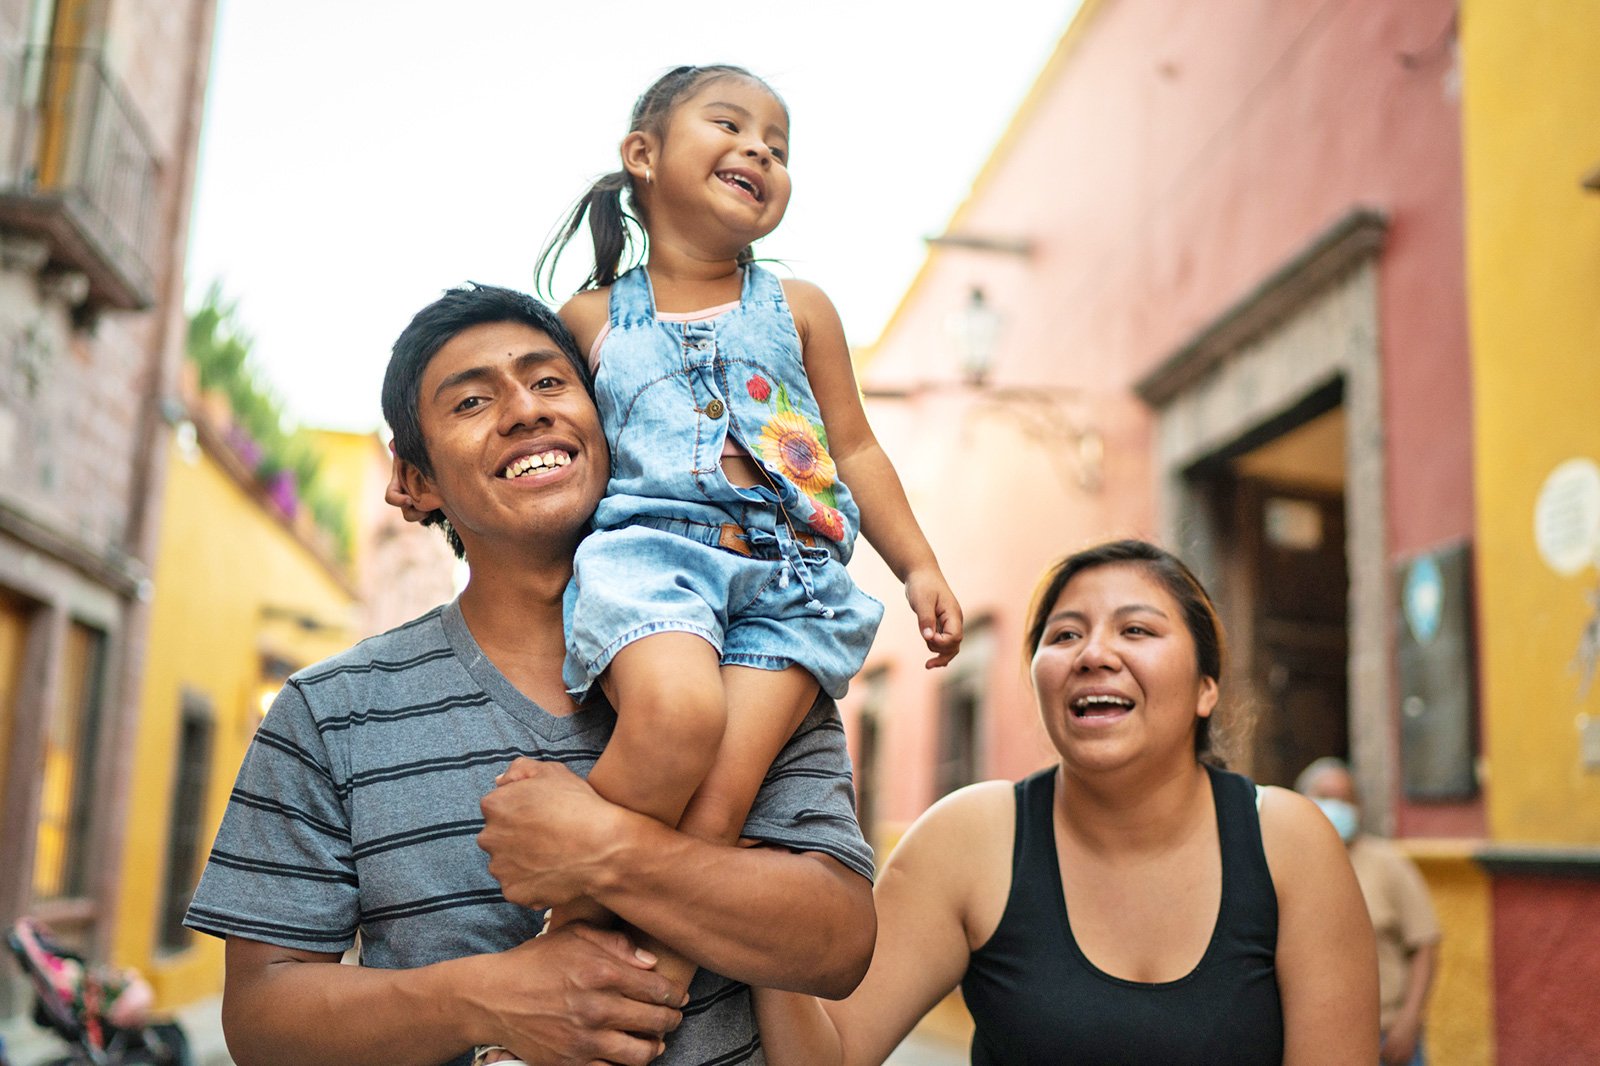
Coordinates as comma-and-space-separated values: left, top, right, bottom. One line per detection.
185, 1, 1076, 432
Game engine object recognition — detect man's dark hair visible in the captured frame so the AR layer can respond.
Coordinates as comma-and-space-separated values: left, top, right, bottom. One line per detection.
381, 283, 594, 557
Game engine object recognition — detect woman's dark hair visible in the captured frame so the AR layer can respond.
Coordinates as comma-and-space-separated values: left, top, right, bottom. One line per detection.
1024, 539, 1232, 767
381, 282, 592, 559
535, 64, 786, 298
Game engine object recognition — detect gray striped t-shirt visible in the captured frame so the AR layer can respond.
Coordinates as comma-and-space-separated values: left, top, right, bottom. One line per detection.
186, 599, 874, 1066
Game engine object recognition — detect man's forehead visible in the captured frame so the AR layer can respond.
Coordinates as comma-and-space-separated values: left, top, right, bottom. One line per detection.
422, 323, 582, 395
430, 321, 559, 370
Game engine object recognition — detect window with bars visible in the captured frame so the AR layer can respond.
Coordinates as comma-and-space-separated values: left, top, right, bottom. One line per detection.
853, 669, 887, 844
157, 692, 214, 952
33, 620, 106, 901
933, 620, 992, 799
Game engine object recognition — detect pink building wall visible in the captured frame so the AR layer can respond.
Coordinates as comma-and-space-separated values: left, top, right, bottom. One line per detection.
847, 0, 1475, 837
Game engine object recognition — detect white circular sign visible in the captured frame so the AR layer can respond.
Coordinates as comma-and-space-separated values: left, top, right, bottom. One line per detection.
1534, 458, 1600, 576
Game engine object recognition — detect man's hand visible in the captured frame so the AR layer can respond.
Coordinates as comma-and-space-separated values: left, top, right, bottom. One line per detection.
480, 759, 623, 911
905, 568, 963, 669
479, 924, 685, 1066
1379, 1015, 1420, 1065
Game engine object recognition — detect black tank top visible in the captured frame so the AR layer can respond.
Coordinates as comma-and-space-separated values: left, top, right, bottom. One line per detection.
960, 764, 1284, 1065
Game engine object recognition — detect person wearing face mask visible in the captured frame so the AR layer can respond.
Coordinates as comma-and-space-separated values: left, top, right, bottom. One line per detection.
1296, 757, 1441, 1066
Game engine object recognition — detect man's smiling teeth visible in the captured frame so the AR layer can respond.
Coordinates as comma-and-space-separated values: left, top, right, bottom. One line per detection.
1072, 694, 1135, 715
501, 451, 570, 478
717, 172, 760, 200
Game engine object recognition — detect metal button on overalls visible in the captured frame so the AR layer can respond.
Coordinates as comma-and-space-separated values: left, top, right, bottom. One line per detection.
705, 398, 725, 419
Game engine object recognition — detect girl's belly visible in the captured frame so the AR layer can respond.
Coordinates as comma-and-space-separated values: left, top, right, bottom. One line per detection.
722, 454, 763, 488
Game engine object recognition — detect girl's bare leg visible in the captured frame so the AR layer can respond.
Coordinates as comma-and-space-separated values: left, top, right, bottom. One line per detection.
544, 631, 727, 938
550, 658, 819, 998
677, 664, 820, 845
630, 663, 820, 995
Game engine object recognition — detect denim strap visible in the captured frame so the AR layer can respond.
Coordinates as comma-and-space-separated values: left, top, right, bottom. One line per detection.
609, 264, 657, 330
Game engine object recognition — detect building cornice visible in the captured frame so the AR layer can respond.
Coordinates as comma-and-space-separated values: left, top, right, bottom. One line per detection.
1136, 207, 1388, 408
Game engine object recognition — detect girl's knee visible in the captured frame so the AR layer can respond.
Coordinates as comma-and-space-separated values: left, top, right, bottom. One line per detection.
617, 679, 728, 753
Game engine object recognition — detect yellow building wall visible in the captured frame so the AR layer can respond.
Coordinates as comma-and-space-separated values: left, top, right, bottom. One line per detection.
310, 428, 386, 573
112, 434, 355, 1007
1461, 0, 1600, 843
1407, 848, 1495, 1065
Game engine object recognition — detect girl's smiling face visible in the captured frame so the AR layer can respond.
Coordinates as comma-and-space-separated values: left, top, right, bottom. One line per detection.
633, 75, 793, 251
1030, 562, 1219, 775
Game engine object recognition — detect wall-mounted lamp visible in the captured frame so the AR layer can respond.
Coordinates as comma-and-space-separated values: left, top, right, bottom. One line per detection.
865, 282, 1103, 494
954, 287, 1003, 386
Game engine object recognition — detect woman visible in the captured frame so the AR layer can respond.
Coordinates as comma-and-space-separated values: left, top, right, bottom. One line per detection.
756, 540, 1378, 1064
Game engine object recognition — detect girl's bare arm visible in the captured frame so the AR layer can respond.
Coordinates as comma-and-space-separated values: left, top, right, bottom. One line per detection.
783, 279, 963, 666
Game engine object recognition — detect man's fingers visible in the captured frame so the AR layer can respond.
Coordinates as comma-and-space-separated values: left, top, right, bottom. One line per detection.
567, 923, 656, 968
584, 1031, 669, 1066
493, 758, 542, 786
606, 999, 683, 1038
563, 924, 686, 1009
501, 756, 547, 779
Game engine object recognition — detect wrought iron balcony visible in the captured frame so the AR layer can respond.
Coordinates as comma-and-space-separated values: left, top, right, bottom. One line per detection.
0, 46, 160, 310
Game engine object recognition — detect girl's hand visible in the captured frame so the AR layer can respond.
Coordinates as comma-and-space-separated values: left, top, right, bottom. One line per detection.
906, 569, 963, 668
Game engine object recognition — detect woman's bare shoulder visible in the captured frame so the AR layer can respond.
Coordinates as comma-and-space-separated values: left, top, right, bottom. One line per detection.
885, 780, 1019, 950
1256, 784, 1350, 897
886, 780, 1016, 886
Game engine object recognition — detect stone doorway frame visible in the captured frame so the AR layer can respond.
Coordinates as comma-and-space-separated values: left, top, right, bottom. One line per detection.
1135, 209, 1394, 830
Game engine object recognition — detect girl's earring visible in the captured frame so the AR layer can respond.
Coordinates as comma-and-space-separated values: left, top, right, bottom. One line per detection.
645, 166, 653, 185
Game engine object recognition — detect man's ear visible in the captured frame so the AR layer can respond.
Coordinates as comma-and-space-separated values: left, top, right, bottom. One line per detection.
388, 453, 440, 525
620, 130, 656, 184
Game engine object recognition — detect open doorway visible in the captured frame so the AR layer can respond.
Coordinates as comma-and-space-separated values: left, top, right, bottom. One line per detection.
1192, 406, 1350, 785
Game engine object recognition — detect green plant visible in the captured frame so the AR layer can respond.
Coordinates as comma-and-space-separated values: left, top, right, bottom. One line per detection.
185, 283, 353, 563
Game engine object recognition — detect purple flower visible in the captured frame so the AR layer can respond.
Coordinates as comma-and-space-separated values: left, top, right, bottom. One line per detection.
265, 470, 298, 518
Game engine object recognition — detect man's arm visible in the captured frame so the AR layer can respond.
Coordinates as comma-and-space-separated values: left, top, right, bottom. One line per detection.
478, 759, 875, 999
219, 925, 684, 1066
1380, 939, 1437, 1065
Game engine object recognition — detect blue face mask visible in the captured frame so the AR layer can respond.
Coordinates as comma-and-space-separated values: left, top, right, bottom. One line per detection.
1313, 797, 1360, 843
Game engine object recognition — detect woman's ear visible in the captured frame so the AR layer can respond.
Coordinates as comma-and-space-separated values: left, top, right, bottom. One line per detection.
1196, 675, 1219, 720
621, 130, 656, 184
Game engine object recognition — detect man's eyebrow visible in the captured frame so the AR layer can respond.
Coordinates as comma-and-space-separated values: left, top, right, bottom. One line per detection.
430, 348, 569, 402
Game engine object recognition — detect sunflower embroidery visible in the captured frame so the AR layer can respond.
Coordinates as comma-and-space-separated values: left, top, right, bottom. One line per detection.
759, 410, 837, 497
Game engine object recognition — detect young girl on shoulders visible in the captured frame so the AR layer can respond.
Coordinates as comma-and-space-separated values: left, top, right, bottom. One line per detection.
481, 63, 962, 1064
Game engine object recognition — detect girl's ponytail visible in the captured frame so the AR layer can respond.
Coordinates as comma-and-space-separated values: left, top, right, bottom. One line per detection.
537, 65, 779, 299
535, 169, 642, 298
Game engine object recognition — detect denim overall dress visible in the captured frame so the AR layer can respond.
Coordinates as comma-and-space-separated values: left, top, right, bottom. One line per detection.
562, 265, 884, 699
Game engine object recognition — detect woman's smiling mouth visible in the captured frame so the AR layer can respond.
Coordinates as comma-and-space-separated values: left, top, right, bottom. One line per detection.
1071, 693, 1135, 718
